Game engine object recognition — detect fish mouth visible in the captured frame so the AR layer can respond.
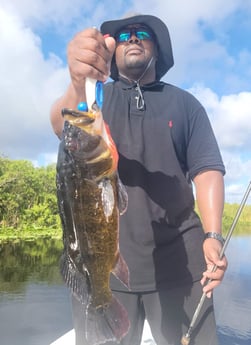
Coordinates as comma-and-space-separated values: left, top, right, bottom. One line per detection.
62, 108, 96, 126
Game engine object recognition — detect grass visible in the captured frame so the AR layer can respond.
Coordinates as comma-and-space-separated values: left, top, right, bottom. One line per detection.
0, 227, 62, 242
195, 202, 251, 236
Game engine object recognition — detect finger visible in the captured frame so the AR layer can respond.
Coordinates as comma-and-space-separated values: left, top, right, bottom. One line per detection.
202, 278, 221, 296
69, 48, 109, 80
215, 258, 228, 269
68, 29, 112, 80
202, 267, 225, 282
206, 291, 212, 299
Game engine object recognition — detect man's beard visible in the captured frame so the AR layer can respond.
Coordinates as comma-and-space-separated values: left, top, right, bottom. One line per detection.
124, 55, 148, 70
122, 55, 152, 80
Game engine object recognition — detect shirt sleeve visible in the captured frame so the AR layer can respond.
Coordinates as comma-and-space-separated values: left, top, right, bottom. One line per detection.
185, 98, 225, 180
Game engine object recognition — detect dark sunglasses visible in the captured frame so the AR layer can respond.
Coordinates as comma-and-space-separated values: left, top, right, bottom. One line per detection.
115, 27, 153, 43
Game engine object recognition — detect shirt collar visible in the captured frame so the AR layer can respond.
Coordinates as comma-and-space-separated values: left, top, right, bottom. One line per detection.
117, 76, 164, 90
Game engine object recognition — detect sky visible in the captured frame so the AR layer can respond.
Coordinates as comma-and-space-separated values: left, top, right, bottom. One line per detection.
0, 0, 251, 204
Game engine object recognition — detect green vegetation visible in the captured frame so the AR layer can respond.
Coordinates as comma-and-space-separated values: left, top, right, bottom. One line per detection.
0, 157, 250, 241
0, 157, 61, 241
222, 203, 251, 236
195, 202, 251, 236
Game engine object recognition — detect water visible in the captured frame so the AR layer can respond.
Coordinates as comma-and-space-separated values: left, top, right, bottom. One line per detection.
0, 236, 250, 345
214, 236, 251, 345
0, 238, 72, 345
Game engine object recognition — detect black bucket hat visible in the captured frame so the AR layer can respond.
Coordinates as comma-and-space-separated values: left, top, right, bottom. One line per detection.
100, 14, 174, 81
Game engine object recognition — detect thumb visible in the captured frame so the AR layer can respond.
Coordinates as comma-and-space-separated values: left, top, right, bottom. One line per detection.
105, 36, 116, 56
104, 36, 116, 76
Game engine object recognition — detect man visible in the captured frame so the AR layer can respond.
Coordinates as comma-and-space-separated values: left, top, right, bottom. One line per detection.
50, 14, 227, 345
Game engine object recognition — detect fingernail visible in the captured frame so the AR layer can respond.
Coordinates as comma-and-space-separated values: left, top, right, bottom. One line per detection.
103, 34, 110, 38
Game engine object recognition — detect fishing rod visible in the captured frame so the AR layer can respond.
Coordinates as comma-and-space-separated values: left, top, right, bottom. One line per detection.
181, 180, 251, 345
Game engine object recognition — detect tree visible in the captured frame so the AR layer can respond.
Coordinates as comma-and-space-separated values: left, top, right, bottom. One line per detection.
0, 157, 60, 232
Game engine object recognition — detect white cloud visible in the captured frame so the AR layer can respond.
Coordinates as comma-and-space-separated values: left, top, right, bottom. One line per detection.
0, 1, 129, 160
187, 84, 251, 202
0, 7, 68, 160
0, 0, 93, 27
0, 0, 131, 35
188, 85, 251, 151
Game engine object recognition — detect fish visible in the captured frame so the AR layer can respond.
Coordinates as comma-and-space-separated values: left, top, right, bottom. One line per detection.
56, 106, 130, 345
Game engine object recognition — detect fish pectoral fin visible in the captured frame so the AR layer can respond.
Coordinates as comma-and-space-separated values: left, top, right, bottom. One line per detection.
85, 295, 130, 344
116, 175, 128, 215
112, 253, 130, 289
99, 178, 115, 219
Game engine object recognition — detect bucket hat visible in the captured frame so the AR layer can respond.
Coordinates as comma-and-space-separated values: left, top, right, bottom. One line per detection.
100, 14, 174, 80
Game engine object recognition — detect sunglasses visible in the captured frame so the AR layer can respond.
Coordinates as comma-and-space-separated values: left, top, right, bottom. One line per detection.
115, 27, 153, 43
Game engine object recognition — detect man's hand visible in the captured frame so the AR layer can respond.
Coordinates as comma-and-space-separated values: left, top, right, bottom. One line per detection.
201, 238, 228, 298
67, 28, 116, 95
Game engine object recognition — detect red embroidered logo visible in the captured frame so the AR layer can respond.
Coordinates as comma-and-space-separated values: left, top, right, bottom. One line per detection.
168, 120, 173, 128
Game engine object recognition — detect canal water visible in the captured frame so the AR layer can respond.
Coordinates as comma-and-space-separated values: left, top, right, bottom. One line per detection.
0, 236, 250, 345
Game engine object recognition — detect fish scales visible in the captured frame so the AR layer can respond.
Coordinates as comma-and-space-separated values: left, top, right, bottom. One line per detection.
56, 108, 130, 344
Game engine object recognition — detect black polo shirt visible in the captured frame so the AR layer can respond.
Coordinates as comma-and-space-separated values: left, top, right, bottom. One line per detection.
102, 79, 225, 292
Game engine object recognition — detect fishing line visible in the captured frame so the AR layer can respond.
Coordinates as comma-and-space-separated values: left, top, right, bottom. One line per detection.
181, 180, 251, 345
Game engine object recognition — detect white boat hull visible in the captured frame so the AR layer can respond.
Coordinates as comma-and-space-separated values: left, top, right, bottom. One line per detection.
50, 321, 156, 345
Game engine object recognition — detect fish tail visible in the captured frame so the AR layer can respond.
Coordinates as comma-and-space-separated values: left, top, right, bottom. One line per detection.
85, 295, 130, 345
